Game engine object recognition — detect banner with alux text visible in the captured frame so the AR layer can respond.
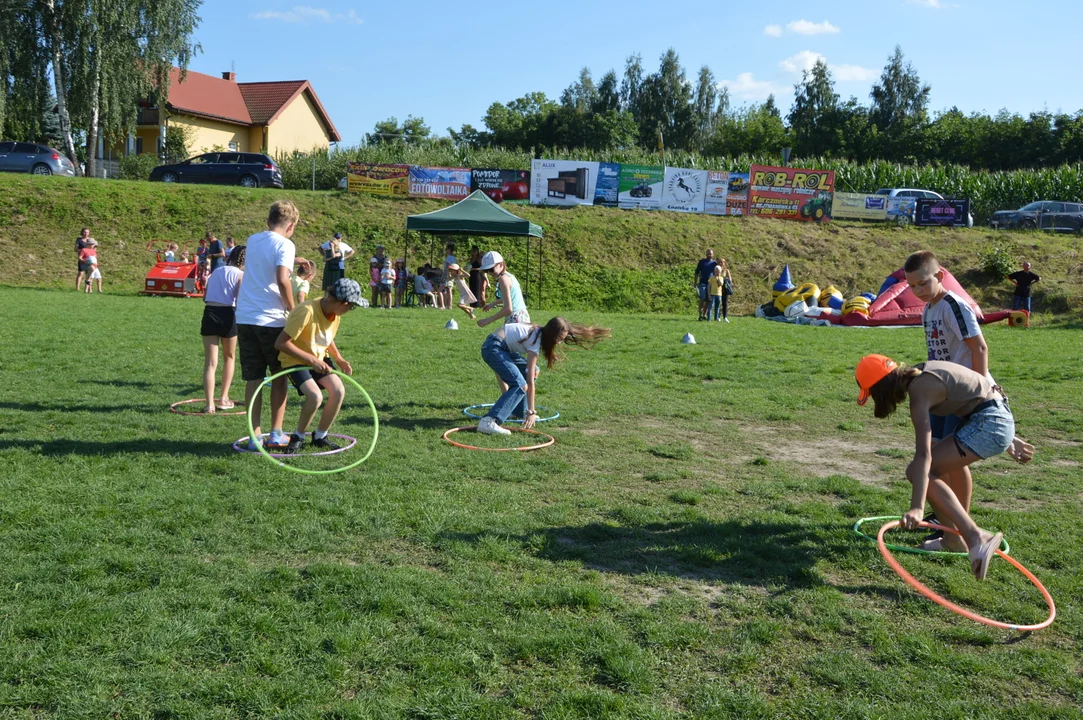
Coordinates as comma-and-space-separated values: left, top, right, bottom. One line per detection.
408, 166, 472, 200
834, 192, 887, 221
530, 160, 600, 206
661, 167, 708, 213
915, 198, 971, 227
617, 164, 664, 210
347, 162, 409, 196
748, 165, 835, 222
471, 169, 530, 204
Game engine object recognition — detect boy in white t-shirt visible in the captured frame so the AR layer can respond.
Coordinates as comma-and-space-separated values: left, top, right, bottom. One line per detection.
235, 200, 311, 450
903, 250, 1032, 550
378, 258, 395, 309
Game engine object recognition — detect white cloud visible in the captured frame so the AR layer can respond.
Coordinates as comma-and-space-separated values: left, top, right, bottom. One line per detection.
764, 24, 782, 37
832, 63, 877, 82
252, 5, 363, 24
718, 73, 787, 102
787, 19, 840, 35
780, 50, 825, 74
908, 0, 942, 7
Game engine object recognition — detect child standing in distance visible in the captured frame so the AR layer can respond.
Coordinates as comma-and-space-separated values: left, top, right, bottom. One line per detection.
903, 250, 1030, 549
855, 355, 1032, 577
413, 267, 435, 307
201, 245, 246, 413
80, 240, 98, 293
379, 257, 396, 309
477, 317, 610, 435
447, 263, 477, 319
274, 278, 363, 454
441, 242, 458, 311
394, 258, 408, 308
291, 260, 315, 304
87, 254, 103, 293
707, 265, 725, 321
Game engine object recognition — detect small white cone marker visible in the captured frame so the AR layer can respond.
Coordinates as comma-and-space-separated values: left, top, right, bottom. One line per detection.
681, 332, 696, 344
445, 319, 459, 330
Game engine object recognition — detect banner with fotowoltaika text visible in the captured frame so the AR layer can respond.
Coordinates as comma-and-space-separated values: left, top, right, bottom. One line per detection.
347, 162, 410, 196
408, 166, 472, 200
748, 164, 835, 222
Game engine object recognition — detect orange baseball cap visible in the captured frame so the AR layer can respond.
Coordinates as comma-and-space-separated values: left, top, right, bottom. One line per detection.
855, 354, 898, 406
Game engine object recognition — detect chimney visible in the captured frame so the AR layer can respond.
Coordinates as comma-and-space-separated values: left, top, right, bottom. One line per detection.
222, 71, 236, 82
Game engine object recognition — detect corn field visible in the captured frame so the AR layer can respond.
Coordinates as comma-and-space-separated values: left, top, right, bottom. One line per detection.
276, 145, 1083, 224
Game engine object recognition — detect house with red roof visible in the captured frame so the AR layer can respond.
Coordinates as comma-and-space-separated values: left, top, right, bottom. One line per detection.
115, 67, 341, 160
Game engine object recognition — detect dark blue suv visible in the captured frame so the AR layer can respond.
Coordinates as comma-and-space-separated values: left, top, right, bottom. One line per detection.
149, 152, 283, 188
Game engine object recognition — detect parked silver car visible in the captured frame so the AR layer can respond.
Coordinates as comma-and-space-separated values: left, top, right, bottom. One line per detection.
0, 141, 76, 176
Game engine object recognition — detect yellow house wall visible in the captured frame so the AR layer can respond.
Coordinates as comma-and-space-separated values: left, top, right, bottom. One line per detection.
266, 91, 331, 157
170, 114, 250, 154
248, 126, 266, 154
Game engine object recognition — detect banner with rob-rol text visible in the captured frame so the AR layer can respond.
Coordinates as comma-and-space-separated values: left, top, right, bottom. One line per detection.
530, 160, 600, 206
471, 169, 530, 204
346, 162, 409, 196
661, 167, 708, 213
617, 164, 664, 210
408, 166, 472, 200
748, 164, 835, 222
834, 192, 887, 221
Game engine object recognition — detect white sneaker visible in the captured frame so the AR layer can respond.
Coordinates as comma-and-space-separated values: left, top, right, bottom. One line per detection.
477, 417, 511, 436
724, 318, 730, 323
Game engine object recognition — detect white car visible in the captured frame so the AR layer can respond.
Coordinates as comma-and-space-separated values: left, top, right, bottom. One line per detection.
875, 188, 974, 227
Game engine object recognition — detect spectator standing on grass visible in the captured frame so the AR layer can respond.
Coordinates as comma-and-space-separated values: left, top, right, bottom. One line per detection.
75, 227, 94, 290
394, 258, 407, 308
707, 265, 726, 321
1007, 261, 1040, 313
369, 244, 388, 306
87, 253, 103, 293
78, 238, 98, 293
379, 258, 395, 309
694, 249, 718, 321
441, 242, 457, 311
468, 246, 487, 309
207, 232, 226, 272
236, 200, 310, 451
292, 260, 316, 304
201, 245, 245, 414
226, 236, 236, 252
319, 232, 354, 291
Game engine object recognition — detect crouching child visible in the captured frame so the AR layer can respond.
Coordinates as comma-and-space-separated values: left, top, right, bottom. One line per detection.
274, 278, 363, 453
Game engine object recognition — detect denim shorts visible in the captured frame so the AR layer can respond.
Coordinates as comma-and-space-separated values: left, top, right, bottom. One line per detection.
953, 402, 1015, 459
697, 283, 708, 301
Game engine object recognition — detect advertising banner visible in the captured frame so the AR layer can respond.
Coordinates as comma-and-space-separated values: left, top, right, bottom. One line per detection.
471, 169, 530, 204
915, 198, 971, 227
346, 162, 409, 196
661, 167, 708, 213
704, 171, 729, 215
408, 166, 472, 200
594, 162, 621, 207
748, 164, 835, 222
617, 164, 664, 210
834, 192, 888, 221
530, 159, 600, 206
726, 172, 750, 215
887, 197, 916, 222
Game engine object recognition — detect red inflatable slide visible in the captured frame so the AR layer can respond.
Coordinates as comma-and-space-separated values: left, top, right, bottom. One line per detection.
835, 267, 1013, 326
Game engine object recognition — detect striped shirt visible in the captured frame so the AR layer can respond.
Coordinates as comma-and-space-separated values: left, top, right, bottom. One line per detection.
922, 290, 985, 375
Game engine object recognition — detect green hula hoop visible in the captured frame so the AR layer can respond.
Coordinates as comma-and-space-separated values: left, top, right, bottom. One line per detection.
247, 366, 379, 475
853, 515, 1010, 557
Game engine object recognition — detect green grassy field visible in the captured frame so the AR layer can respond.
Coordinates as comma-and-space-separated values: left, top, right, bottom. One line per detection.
1, 174, 1081, 317
0, 287, 1080, 719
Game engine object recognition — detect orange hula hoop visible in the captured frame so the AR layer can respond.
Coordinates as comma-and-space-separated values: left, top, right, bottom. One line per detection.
877, 520, 1055, 632
442, 426, 555, 452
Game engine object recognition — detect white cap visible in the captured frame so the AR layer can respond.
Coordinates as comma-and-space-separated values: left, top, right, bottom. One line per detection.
479, 251, 504, 270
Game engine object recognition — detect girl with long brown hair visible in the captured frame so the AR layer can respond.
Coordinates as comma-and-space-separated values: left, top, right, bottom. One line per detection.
476, 317, 610, 435
855, 355, 1034, 580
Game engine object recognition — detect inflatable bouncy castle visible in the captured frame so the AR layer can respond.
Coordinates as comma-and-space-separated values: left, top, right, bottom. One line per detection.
757, 265, 1027, 327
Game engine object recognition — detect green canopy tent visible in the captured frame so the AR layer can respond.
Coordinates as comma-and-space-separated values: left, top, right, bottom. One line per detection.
404, 190, 546, 306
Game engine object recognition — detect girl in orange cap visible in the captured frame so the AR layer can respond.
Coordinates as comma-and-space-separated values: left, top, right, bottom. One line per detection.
855, 355, 1033, 580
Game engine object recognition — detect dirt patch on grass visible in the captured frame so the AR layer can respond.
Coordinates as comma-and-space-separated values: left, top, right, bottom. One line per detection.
1043, 437, 1082, 447
739, 423, 893, 485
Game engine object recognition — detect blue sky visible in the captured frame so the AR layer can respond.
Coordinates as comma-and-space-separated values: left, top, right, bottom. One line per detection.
194, 1, 1083, 147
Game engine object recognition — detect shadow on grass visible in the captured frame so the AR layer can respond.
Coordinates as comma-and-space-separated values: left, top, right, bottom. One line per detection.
442, 519, 854, 590
0, 437, 235, 458
0, 400, 161, 414
82, 379, 201, 393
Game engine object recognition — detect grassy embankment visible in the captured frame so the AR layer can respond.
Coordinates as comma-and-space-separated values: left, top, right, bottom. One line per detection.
1, 174, 1080, 316
0, 287, 1080, 717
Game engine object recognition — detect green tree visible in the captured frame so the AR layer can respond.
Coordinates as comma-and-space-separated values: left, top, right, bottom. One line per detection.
594, 70, 620, 114
869, 45, 930, 158
692, 65, 725, 152
560, 67, 598, 113
619, 52, 643, 115
636, 48, 695, 151
367, 115, 431, 145
788, 59, 840, 157
482, 92, 558, 150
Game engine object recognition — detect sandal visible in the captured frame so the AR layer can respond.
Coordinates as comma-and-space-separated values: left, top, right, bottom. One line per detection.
217, 400, 235, 410
969, 532, 1003, 581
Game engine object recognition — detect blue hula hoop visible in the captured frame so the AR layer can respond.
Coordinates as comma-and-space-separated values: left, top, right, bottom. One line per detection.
463, 403, 560, 423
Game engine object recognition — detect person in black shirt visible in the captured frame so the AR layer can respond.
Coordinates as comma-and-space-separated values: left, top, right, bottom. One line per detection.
207, 232, 226, 272
694, 249, 718, 321
1007, 262, 1040, 313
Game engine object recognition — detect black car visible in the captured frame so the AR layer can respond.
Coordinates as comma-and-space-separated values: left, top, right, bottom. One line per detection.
989, 201, 1083, 232
629, 182, 652, 198
149, 152, 283, 188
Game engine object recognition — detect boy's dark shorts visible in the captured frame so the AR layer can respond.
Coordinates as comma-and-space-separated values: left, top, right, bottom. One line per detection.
238, 324, 284, 381
286, 358, 337, 396
378, 282, 393, 294
930, 413, 961, 442
201, 305, 238, 338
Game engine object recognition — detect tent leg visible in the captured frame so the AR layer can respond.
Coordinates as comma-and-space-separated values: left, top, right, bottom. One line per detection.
525, 236, 531, 303
538, 239, 543, 310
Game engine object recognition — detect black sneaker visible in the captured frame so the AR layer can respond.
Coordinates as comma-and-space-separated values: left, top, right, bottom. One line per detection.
922, 513, 943, 541
312, 435, 340, 450
285, 433, 306, 454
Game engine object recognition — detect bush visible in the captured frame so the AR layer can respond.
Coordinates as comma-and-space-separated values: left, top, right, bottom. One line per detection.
117, 154, 160, 181
977, 244, 1016, 277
